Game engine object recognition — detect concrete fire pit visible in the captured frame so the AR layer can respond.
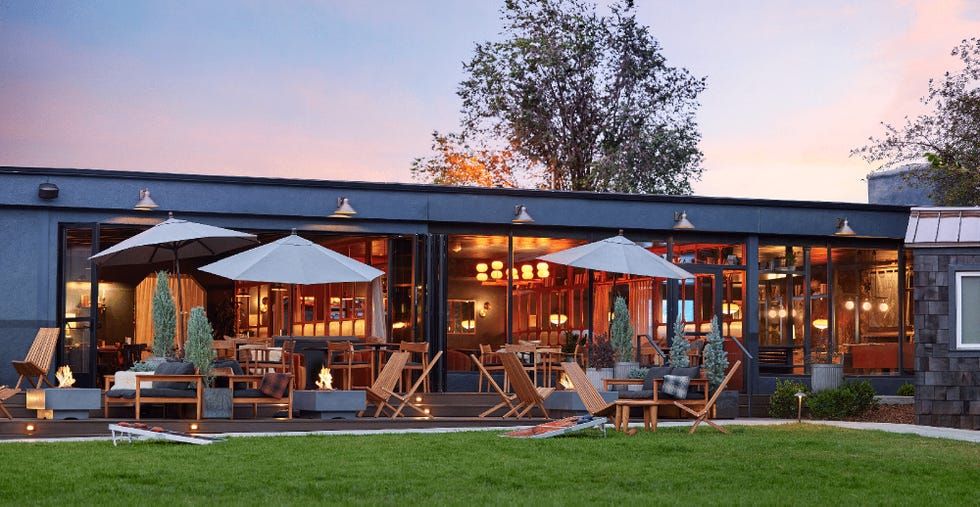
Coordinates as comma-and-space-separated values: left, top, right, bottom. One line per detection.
26, 388, 101, 420
293, 390, 366, 419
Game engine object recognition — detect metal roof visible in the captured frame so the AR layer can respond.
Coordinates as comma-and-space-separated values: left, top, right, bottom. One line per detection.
905, 207, 980, 246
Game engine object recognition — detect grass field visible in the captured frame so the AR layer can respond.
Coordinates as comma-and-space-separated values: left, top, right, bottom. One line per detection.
1, 423, 976, 505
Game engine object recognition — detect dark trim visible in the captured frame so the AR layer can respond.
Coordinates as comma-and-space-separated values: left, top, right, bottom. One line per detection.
947, 264, 980, 356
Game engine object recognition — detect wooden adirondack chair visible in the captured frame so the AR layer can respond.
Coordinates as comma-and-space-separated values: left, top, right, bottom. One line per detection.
560, 361, 618, 419
674, 360, 742, 434
389, 351, 443, 418
12, 328, 59, 390
362, 351, 409, 417
498, 352, 553, 419
471, 354, 520, 418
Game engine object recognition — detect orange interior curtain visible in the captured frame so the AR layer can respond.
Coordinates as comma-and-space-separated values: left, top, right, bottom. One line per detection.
629, 279, 654, 340
135, 273, 206, 351
592, 284, 611, 339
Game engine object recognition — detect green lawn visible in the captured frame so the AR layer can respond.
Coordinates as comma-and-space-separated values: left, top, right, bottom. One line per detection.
1, 424, 976, 506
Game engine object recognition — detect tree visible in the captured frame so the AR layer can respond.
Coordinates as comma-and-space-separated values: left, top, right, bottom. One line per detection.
609, 295, 634, 361
410, 131, 543, 188
702, 316, 729, 392
152, 270, 176, 358
416, 0, 705, 194
668, 319, 690, 368
184, 306, 216, 385
854, 38, 980, 205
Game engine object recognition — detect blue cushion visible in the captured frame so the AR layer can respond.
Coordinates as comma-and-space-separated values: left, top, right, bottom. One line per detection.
671, 366, 701, 380
661, 374, 690, 399
618, 389, 655, 399
105, 389, 136, 399
152, 361, 195, 389
137, 388, 198, 398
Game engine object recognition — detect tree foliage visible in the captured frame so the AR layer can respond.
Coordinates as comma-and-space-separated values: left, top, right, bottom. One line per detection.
415, 0, 705, 194
410, 131, 543, 188
151, 270, 176, 358
184, 306, 216, 385
609, 295, 634, 361
854, 38, 980, 205
667, 319, 690, 368
702, 316, 729, 392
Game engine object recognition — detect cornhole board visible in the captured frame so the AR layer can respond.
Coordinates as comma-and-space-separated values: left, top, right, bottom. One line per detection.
501, 415, 607, 439
109, 423, 225, 446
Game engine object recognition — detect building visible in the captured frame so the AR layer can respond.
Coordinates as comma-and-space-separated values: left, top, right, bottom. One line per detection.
1, 166, 916, 405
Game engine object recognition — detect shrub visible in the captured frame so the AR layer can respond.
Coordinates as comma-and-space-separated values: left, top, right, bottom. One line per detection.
807, 380, 878, 420
628, 366, 649, 379
588, 335, 615, 369
129, 361, 154, 372
184, 306, 216, 385
702, 316, 729, 391
769, 379, 810, 418
897, 383, 915, 396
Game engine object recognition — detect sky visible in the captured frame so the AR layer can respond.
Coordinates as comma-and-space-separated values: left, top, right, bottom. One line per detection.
2, 0, 979, 203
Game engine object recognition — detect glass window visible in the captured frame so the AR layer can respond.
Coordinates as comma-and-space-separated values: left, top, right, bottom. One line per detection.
955, 272, 980, 350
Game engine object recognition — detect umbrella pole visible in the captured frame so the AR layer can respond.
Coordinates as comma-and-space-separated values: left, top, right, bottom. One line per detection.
174, 252, 185, 353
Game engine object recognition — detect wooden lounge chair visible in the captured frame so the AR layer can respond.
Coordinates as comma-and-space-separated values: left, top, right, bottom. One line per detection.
674, 360, 742, 434
389, 351, 443, 418
560, 361, 618, 421
12, 328, 59, 390
471, 354, 519, 418
498, 352, 553, 419
0, 386, 19, 419
362, 351, 409, 417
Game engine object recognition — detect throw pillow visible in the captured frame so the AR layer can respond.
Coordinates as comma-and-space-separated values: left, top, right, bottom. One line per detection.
259, 373, 291, 399
661, 374, 690, 399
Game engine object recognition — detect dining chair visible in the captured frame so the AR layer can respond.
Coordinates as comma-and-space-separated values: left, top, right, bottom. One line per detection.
398, 341, 430, 393
477, 343, 504, 393
534, 346, 563, 388
326, 341, 374, 390
504, 342, 537, 386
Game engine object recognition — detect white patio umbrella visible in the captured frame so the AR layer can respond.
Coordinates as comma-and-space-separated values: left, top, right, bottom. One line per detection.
198, 231, 384, 284
537, 232, 695, 279
199, 230, 385, 339
89, 213, 258, 343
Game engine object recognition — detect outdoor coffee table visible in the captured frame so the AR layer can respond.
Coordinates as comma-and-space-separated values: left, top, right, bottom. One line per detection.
614, 399, 659, 432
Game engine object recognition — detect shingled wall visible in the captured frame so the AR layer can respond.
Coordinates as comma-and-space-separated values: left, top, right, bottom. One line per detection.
912, 251, 980, 429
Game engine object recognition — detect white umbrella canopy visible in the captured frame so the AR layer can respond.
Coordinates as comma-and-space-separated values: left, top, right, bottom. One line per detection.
198, 231, 384, 284
89, 213, 258, 267
537, 233, 695, 279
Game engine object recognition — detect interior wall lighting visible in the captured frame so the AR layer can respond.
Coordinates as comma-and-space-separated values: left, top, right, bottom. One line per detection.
490, 270, 503, 280
549, 313, 568, 325
476, 272, 489, 282
672, 211, 695, 229
778, 307, 788, 318
878, 301, 889, 312
835, 217, 856, 235
844, 299, 855, 311
476, 262, 488, 273
861, 300, 873, 312
812, 318, 829, 330
490, 260, 504, 270
512, 204, 534, 224
722, 302, 741, 315
480, 302, 491, 317
330, 197, 357, 218
134, 188, 159, 210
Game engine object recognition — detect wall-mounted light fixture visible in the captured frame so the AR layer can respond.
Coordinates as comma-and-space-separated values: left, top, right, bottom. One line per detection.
134, 188, 159, 210
512, 204, 534, 224
330, 197, 357, 218
673, 211, 695, 229
38, 182, 59, 199
480, 302, 491, 317
835, 217, 856, 235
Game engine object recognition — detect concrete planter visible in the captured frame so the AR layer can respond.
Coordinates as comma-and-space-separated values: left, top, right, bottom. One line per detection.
26, 388, 101, 420
543, 390, 618, 413
202, 388, 233, 419
585, 368, 614, 391
712, 391, 739, 419
613, 361, 639, 379
294, 390, 366, 419
811, 363, 844, 392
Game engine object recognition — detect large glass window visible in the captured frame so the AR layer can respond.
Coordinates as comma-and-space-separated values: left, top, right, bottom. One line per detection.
955, 272, 980, 350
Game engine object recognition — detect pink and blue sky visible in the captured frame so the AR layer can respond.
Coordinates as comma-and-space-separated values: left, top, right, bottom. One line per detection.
2, 1, 978, 202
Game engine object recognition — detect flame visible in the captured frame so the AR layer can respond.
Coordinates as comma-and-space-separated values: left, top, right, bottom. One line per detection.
559, 372, 574, 390
56, 365, 75, 388
315, 367, 333, 390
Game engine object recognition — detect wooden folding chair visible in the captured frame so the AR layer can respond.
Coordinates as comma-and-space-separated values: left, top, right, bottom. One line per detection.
389, 351, 443, 418
0, 386, 19, 419
477, 344, 504, 393
471, 354, 519, 418
398, 341, 431, 393
326, 341, 374, 390
674, 360, 742, 434
12, 328, 59, 390
498, 352, 553, 419
560, 361, 618, 419
362, 351, 409, 417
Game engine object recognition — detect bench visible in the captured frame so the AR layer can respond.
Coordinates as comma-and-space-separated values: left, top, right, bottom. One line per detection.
758, 346, 797, 374
606, 365, 710, 430
104, 360, 203, 420
227, 373, 293, 419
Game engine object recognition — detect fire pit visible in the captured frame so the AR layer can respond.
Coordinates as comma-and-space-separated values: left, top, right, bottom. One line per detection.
25, 366, 101, 420
293, 367, 366, 419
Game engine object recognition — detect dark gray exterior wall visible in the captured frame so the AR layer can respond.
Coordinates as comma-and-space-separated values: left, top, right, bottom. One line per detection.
910, 248, 980, 429
0, 166, 913, 389
867, 165, 934, 206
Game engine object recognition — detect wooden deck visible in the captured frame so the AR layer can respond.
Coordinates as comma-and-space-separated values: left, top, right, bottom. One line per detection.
0, 392, 541, 440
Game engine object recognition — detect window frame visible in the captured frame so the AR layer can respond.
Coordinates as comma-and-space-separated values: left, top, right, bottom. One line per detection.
953, 270, 980, 351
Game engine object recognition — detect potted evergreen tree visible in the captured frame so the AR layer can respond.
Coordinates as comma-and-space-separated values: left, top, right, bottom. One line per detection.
702, 316, 738, 419
149, 270, 176, 367
609, 296, 637, 378
668, 319, 691, 367
184, 306, 232, 419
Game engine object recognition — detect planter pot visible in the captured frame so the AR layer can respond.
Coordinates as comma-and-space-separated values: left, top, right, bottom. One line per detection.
585, 368, 614, 391
202, 388, 233, 419
811, 363, 843, 392
613, 361, 639, 379
712, 390, 739, 419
